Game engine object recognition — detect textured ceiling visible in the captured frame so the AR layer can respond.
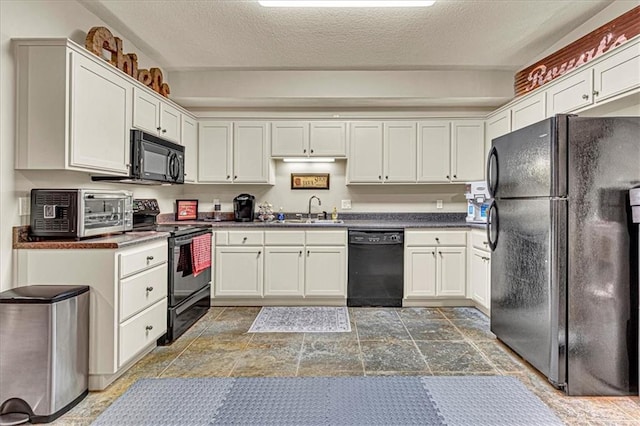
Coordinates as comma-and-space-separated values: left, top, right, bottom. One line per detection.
81, 0, 613, 71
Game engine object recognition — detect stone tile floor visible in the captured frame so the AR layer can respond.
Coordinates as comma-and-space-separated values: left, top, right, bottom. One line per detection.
55, 307, 639, 425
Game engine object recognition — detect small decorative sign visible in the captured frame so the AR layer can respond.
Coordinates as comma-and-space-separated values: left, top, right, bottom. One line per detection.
175, 199, 198, 221
85, 26, 171, 97
514, 6, 639, 97
291, 173, 330, 190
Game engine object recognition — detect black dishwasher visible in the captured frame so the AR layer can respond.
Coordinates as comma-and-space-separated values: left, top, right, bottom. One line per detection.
348, 229, 404, 307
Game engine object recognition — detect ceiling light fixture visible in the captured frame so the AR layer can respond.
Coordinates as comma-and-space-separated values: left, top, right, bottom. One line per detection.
259, 1, 435, 8
282, 157, 336, 163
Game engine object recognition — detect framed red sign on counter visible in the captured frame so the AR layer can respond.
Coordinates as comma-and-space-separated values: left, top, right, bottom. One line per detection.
175, 199, 198, 221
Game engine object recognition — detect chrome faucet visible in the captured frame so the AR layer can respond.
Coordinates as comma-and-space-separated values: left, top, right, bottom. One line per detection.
308, 195, 321, 220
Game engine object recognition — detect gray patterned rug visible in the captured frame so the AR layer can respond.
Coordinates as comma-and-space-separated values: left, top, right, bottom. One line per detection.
248, 306, 351, 333
92, 376, 562, 425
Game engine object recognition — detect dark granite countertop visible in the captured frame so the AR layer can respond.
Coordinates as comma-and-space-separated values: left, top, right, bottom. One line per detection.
13, 226, 170, 249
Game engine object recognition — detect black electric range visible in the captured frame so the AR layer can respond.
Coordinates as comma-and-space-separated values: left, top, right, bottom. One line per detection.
133, 199, 212, 345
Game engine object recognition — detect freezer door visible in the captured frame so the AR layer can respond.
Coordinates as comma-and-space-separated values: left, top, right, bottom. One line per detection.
487, 115, 567, 199
566, 116, 639, 396
490, 198, 567, 386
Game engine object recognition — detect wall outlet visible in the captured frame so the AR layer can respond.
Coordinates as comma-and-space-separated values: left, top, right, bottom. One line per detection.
19, 197, 30, 216
436, 200, 443, 209
341, 199, 352, 210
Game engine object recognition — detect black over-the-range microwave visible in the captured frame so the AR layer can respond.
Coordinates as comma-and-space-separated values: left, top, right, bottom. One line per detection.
92, 130, 185, 185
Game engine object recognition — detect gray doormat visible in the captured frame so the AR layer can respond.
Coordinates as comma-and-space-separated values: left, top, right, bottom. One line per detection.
248, 306, 351, 333
92, 376, 562, 425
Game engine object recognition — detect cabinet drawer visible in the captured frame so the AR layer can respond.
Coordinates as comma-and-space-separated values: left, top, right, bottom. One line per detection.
228, 230, 264, 246
118, 298, 167, 367
215, 231, 229, 246
119, 240, 168, 278
405, 230, 466, 247
471, 229, 490, 251
305, 230, 346, 246
119, 263, 168, 322
264, 230, 305, 246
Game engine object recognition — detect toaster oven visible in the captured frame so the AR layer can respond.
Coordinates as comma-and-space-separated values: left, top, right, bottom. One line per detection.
30, 189, 133, 239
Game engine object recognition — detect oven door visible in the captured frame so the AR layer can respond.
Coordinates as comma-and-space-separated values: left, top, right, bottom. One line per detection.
168, 230, 212, 307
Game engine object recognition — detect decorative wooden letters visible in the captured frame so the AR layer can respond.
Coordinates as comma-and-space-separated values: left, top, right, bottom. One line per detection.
514, 6, 640, 97
85, 26, 170, 98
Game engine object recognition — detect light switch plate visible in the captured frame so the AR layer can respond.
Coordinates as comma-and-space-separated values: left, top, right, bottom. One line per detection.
341, 199, 352, 209
436, 200, 443, 209
19, 197, 30, 216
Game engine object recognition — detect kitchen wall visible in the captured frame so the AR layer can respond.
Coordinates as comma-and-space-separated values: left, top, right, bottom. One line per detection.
182, 160, 467, 216
0, 0, 175, 292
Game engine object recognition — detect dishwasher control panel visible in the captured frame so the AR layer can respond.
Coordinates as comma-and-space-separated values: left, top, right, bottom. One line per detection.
349, 230, 404, 245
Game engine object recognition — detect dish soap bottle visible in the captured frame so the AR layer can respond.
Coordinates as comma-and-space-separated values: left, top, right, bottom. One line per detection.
331, 207, 338, 221
277, 207, 285, 222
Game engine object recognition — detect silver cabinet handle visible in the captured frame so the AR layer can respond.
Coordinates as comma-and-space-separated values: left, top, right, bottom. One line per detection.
299, 250, 302, 256
257, 250, 261, 256
593, 90, 599, 97
303, 149, 307, 153
307, 250, 310, 257
156, 126, 161, 131
234, 175, 238, 179
310, 149, 314, 153
385, 176, 389, 179
243, 237, 247, 243
453, 175, 457, 179
145, 325, 153, 331
446, 175, 450, 179
146, 256, 154, 262
432, 251, 435, 256
227, 175, 230, 180
146, 286, 154, 292
378, 175, 382, 180
435, 237, 440, 243
162, 129, 167, 133
582, 94, 589, 100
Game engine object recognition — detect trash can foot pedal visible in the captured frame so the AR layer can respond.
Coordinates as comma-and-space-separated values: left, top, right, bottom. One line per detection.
0, 398, 32, 426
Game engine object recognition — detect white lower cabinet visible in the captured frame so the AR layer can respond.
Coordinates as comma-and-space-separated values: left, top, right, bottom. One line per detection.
404, 230, 467, 301
305, 246, 347, 297
213, 229, 347, 302
264, 247, 305, 296
468, 229, 491, 314
215, 246, 264, 297
14, 239, 168, 390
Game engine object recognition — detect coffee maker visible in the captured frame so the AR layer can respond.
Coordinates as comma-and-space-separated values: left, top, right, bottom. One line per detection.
233, 194, 255, 222
465, 181, 492, 223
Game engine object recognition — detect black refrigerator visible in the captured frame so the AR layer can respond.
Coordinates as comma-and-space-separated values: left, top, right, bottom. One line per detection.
487, 114, 639, 396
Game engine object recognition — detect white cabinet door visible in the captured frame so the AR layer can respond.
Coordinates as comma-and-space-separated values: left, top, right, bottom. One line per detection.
437, 247, 466, 297
182, 115, 198, 183
451, 120, 484, 182
546, 68, 593, 115
305, 247, 346, 297
485, 109, 511, 162
511, 91, 546, 131
404, 248, 437, 298
264, 247, 305, 296
271, 121, 309, 157
198, 121, 233, 183
417, 121, 450, 183
70, 52, 131, 174
310, 122, 347, 157
593, 40, 640, 103
348, 122, 383, 183
470, 248, 490, 309
160, 102, 181, 143
234, 122, 270, 183
384, 121, 417, 183
132, 87, 160, 134
215, 247, 263, 297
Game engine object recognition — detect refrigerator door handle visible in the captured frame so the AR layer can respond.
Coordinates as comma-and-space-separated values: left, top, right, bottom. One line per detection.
487, 200, 499, 251
486, 146, 499, 197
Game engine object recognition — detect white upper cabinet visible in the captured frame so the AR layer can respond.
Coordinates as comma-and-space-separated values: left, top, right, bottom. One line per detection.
234, 122, 271, 183
348, 122, 384, 183
451, 120, 484, 182
485, 109, 511, 162
271, 121, 346, 157
198, 121, 233, 183
417, 121, 450, 183
15, 40, 130, 175
546, 68, 594, 115
592, 39, 640, 103
181, 115, 198, 183
133, 87, 181, 143
309, 122, 347, 157
511, 91, 547, 131
271, 121, 309, 156
384, 122, 417, 183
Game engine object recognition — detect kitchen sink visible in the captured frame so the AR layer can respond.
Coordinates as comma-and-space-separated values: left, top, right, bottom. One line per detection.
281, 219, 344, 224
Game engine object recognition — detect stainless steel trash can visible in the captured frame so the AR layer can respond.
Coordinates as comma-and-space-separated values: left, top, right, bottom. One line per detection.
0, 285, 89, 425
